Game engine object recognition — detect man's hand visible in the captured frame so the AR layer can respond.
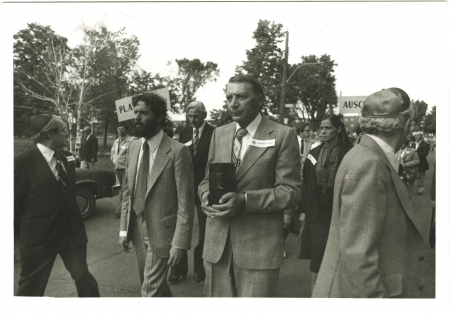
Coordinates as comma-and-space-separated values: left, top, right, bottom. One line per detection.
210, 192, 245, 219
284, 215, 292, 229
118, 236, 130, 253
299, 213, 306, 228
167, 247, 186, 267
201, 191, 221, 218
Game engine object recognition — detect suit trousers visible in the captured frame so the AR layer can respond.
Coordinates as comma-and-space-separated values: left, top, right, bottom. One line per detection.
415, 171, 426, 194
114, 169, 126, 215
169, 206, 206, 278
203, 232, 280, 297
17, 239, 99, 297
129, 210, 172, 297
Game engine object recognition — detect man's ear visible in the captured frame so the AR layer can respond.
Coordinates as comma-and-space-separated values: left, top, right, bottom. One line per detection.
404, 118, 412, 135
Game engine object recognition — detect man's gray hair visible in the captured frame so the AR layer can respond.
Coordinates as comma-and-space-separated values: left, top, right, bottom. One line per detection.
358, 106, 415, 135
186, 101, 207, 114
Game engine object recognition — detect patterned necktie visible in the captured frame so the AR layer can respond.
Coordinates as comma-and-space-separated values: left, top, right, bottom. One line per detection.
54, 152, 67, 193
301, 138, 305, 155
193, 128, 199, 155
133, 141, 149, 216
232, 128, 248, 172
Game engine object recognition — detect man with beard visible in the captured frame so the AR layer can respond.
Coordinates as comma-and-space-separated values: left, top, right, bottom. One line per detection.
118, 93, 194, 297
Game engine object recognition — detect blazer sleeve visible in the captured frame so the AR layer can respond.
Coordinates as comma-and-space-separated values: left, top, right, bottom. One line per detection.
14, 154, 27, 229
119, 153, 131, 236
402, 151, 420, 168
171, 145, 195, 250
335, 158, 389, 297
245, 128, 302, 213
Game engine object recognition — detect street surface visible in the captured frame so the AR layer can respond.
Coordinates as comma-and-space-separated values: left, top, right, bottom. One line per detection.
13, 152, 436, 298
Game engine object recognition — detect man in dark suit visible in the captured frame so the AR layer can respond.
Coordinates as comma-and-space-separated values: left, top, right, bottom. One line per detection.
412, 131, 430, 194
14, 114, 99, 297
198, 75, 301, 297
83, 126, 98, 169
168, 101, 214, 284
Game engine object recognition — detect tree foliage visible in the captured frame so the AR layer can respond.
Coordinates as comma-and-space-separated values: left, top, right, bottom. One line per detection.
423, 106, 436, 133
170, 58, 220, 113
411, 100, 428, 126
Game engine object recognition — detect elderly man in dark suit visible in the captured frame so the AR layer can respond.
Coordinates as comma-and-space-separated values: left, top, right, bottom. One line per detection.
83, 126, 98, 169
14, 114, 99, 297
412, 131, 430, 194
198, 75, 301, 297
118, 93, 195, 297
168, 101, 214, 284
313, 88, 425, 298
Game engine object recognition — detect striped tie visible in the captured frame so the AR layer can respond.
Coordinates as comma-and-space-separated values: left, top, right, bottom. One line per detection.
193, 128, 199, 155
232, 128, 248, 172
54, 152, 67, 193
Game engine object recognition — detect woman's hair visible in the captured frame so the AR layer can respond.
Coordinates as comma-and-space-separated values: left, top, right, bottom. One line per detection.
321, 114, 353, 147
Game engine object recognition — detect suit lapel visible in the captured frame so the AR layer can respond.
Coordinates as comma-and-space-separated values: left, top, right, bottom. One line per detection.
146, 134, 171, 196
194, 123, 213, 166
128, 139, 141, 198
31, 146, 63, 193
236, 117, 273, 183
360, 136, 423, 236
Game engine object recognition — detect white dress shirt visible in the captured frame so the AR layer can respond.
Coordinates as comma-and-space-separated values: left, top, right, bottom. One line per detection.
234, 113, 262, 161
37, 143, 65, 180
193, 120, 206, 139
366, 134, 399, 172
136, 130, 164, 187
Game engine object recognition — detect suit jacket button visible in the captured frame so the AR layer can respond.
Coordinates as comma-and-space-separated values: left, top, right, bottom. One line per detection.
418, 255, 424, 261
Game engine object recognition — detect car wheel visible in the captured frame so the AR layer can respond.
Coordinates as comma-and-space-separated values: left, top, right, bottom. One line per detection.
76, 187, 96, 219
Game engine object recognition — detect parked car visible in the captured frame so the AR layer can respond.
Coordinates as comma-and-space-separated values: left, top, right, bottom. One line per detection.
75, 168, 118, 219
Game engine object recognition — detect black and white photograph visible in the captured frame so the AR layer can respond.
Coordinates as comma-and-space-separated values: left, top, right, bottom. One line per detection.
1, 0, 448, 313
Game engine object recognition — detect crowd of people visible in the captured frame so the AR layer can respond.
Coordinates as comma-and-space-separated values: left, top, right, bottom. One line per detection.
14, 75, 434, 298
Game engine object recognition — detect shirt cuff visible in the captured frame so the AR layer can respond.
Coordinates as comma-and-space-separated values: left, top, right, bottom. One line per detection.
119, 231, 127, 237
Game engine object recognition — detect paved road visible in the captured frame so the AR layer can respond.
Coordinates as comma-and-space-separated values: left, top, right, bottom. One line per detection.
13, 152, 436, 298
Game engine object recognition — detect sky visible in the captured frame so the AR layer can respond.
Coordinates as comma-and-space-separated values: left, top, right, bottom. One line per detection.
2, 1, 448, 117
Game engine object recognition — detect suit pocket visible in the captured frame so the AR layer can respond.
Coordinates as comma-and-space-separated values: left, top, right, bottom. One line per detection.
381, 273, 403, 297
161, 214, 177, 227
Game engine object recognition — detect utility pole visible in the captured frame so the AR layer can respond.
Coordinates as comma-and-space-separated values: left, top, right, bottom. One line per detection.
279, 31, 289, 124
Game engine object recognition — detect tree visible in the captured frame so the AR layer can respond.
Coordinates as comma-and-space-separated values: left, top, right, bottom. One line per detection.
13, 23, 76, 145
210, 103, 232, 127
423, 106, 436, 133
289, 54, 338, 130
411, 100, 428, 126
235, 20, 285, 114
169, 58, 220, 113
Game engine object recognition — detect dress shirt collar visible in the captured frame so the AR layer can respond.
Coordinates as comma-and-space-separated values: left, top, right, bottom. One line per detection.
366, 134, 399, 171
193, 121, 206, 137
141, 130, 164, 153
37, 143, 55, 162
415, 139, 422, 147
119, 134, 131, 142
235, 113, 262, 138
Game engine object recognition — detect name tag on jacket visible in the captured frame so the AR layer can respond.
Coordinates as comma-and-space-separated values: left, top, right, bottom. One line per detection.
184, 140, 192, 146
67, 155, 76, 162
250, 139, 275, 147
307, 154, 317, 165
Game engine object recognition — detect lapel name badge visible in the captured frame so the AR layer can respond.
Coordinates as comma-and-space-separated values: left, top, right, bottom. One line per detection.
307, 154, 317, 165
67, 155, 76, 162
184, 140, 192, 146
250, 139, 275, 147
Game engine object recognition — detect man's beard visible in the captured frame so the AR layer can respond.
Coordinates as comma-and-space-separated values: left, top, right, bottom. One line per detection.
134, 121, 157, 138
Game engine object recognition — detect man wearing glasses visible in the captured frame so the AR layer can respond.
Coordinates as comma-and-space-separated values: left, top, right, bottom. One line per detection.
111, 123, 134, 218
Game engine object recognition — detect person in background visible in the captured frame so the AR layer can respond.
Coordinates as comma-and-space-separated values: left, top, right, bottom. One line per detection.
396, 139, 420, 198
14, 114, 99, 297
75, 128, 85, 165
298, 114, 353, 293
82, 126, 98, 169
412, 131, 430, 195
313, 88, 424, 298
111, 123, 134, 218
198, 75, 301, 297
168, 101, 214, 284
118, 93, 194, 297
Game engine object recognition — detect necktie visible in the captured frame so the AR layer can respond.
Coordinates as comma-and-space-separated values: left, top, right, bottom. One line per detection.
232, 128, 248, 172
193, 128, 199, 155
301, 138, 305, 155
54, 152, 67, 193
133, 141, 149, 216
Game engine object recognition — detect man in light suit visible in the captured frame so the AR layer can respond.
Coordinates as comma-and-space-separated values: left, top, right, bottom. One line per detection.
118, 93, 195, 297
198, 75, 301, 297
15, 114, 99, 297
313, 88, 425, 298
82, 126, 98, 169
412, 131, 430, 194
168, 101, 214, 283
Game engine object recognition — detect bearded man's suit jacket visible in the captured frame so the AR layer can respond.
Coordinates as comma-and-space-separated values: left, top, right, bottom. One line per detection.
14, 146, 88, 259
198, 116, 301, 269
312, 135, 425, 298
119, 134, 194, 257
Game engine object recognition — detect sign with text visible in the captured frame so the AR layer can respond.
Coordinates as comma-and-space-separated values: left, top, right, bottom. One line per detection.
115, 88, 171, 122
339, 96, 367, 114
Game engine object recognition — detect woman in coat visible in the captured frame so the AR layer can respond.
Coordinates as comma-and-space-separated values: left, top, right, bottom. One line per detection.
298, 114, 353, 293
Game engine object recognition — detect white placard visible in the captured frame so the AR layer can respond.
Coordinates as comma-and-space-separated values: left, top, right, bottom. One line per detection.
115, 88, 171, 122
339, 96, 367, 114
